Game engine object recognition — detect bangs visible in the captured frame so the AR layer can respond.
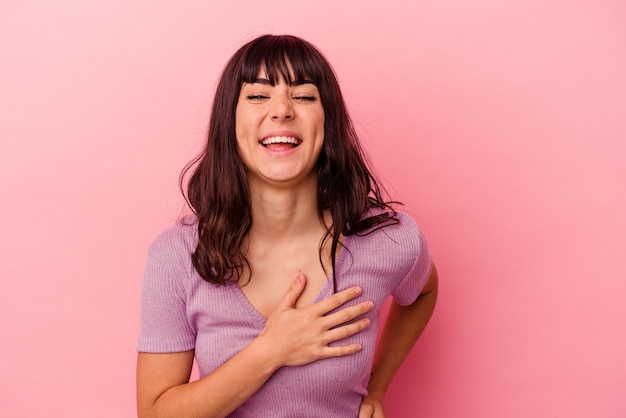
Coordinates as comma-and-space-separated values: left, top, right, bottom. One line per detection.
240, 35, 324, 86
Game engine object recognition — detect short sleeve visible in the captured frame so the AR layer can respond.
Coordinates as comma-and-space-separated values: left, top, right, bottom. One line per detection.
136, 250, 196, 353
391, 223, 433, 306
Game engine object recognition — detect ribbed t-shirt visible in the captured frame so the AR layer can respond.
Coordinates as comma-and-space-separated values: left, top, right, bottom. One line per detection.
137, 211, 432, 417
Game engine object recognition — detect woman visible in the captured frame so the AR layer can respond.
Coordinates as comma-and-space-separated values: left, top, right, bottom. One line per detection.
137, 34, 438, 418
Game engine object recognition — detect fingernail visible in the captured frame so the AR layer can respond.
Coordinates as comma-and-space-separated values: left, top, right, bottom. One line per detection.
353, 286, 362, 295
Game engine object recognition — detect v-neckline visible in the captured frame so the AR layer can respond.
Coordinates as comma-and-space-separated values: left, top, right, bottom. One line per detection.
229, 234, 351, 324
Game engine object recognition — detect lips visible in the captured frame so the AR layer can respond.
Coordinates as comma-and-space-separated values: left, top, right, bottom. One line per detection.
260, 136, 302, 147
259, 135, 302, 153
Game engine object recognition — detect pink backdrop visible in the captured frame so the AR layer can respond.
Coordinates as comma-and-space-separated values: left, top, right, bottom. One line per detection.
1, 1, 625, 416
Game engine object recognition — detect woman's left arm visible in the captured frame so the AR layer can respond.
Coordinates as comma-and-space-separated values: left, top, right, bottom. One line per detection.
359, 264, 439, 418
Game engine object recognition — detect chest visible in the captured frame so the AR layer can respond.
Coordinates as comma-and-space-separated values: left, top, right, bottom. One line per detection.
185, 231, 408, 376
239, 241, 331, 318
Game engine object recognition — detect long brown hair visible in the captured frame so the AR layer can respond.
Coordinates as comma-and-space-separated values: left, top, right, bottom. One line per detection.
181, 34, 398, 288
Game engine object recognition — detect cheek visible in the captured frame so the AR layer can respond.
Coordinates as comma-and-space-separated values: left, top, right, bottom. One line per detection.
316, 116, 324, 139
234, 108, 245, 138
313, 109, 325, 135
233, 116, 248, 158
314, 124, 325, 156
235, 108, 265, 140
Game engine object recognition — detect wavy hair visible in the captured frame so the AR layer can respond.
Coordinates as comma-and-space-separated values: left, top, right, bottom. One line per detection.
181, 34, 398, 289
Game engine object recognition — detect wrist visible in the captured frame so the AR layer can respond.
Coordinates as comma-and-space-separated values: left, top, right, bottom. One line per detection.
249, 333, 285, 374
366, 374, 390, 400
366, 388, 386, 400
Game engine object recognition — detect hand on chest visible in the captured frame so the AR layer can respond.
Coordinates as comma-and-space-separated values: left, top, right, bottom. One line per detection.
239, 240, 332, 319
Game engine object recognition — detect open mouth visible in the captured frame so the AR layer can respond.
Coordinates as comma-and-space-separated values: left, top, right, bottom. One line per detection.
260, 136, 302, 151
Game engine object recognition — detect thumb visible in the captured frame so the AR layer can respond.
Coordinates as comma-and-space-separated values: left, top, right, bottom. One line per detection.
278, 273, 307, 309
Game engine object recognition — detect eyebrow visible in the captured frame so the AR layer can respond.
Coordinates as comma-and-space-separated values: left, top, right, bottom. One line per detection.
252, 78, 272, 85
250, 78, 316, 87
291, 79, 315, 86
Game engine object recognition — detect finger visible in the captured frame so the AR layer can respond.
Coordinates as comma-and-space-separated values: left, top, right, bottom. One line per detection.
312, 285, 363, 315
324, 317, 370, 343
276, 273, 307, 310
319, 342, 363, 359
323, 300, 374, 329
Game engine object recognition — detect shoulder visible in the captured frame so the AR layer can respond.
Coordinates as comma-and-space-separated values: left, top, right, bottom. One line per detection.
347, 210, 432, 299
360, 209, 428, 252
350, 209, 430, 269
146, 215, 199, 273
392, 211, 428, 248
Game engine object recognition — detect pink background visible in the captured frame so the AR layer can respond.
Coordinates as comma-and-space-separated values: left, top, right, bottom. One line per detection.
1, 0, 625, 416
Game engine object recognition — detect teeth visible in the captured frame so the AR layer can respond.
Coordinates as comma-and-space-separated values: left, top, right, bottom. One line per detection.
261, 136, 300, 145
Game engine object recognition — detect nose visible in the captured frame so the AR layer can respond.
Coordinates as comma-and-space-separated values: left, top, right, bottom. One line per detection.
271, 94, 293, 121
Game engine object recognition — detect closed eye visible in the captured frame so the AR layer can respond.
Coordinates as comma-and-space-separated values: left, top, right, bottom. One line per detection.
247, 94, 269, 101
293, 95, 317, 102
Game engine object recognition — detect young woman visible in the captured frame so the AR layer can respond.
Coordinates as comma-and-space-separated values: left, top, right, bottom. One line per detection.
137, 34, 438, 418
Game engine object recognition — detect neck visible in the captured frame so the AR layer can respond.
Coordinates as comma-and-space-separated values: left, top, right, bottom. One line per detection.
247, 174, 326, 242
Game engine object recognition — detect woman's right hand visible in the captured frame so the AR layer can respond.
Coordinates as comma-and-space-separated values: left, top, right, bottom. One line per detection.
257, 273, 374, 368
138, 273, 372, 418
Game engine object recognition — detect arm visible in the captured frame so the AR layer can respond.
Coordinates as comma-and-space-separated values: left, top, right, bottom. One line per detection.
359, 264, 439, 418
136, 340, 277, 418
137, 274, 373, 418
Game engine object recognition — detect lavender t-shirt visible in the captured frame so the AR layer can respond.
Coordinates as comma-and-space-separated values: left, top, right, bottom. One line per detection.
137, 211, 432, 417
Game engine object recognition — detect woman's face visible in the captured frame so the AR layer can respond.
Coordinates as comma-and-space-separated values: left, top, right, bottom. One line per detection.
235, 69, 325, 189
